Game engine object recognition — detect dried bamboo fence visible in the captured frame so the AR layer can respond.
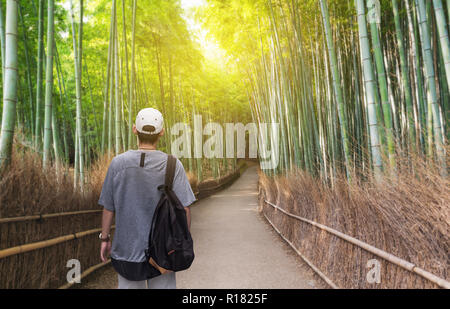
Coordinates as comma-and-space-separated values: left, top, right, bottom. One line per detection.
261, 198, 450, 289
0, 164, 245, 289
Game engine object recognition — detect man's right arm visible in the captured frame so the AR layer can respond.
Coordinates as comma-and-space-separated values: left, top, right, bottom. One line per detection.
100, 208, 114, 262
101, 208, 114, 240
98, 160, 116, 262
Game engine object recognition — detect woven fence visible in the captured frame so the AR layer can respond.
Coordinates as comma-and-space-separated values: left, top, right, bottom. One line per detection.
0, 165, 244, 289
258, 171, 449, 289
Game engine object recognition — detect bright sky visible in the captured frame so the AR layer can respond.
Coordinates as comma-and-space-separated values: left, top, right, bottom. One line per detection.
180, 0, 207, 9
180, 0, 228, 66
62, 0, 228, 66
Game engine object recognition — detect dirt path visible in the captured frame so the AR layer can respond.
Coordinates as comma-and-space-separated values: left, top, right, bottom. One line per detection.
77, 165, 322, 289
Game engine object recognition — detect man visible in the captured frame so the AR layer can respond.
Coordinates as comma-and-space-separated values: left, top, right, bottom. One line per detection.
99, 108, 196, 289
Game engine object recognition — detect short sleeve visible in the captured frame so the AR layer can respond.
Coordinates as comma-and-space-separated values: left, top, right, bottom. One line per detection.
172, 159, 196, 207
98, 160, 116, 211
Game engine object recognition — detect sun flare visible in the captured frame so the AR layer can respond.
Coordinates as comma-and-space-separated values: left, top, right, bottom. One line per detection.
180, 0, 228, 65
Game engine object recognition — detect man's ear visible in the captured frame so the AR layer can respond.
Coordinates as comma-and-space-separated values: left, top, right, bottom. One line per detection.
132, 124, 138, 136
159, 128, 165, 137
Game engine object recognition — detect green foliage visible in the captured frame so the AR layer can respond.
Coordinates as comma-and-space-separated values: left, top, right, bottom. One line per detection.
199, 0, 448, 180
0, 0, 252, 175
1, 0, 448, 181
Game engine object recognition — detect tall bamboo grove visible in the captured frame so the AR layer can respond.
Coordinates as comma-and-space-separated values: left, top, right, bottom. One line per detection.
247, 0, 448, 182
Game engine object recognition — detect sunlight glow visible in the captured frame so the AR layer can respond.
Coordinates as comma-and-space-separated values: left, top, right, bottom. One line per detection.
180, 0, 229, 67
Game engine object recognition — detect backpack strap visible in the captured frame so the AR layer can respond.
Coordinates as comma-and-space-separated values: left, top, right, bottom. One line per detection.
165, 155, 176, 189
140, 153, 146, 167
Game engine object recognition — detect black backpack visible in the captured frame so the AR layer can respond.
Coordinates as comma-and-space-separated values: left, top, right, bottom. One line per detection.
145, 154, 195, 274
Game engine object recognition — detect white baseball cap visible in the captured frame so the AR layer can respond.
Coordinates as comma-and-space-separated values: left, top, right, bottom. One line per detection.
135, 108, 164, 135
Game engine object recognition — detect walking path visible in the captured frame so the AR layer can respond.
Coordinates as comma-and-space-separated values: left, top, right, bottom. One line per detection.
78, 165, 322, 289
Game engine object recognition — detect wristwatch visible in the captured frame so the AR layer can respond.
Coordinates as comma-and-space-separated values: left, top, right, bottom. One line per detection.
99, 233, 111, 242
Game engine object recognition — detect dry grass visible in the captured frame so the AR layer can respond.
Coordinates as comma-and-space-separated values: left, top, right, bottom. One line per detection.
0, 233, 101, 288
0, 151, 107, 219
0, 149, 109, 288
0, 147, 239, 288
258, 153, 450, 288
186, 171, 198, 194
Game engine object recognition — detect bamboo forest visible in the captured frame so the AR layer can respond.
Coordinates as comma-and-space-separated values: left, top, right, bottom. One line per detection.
0, 0, 448, 290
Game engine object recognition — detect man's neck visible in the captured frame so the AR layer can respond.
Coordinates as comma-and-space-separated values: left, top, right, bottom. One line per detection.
138, 143, 157, 151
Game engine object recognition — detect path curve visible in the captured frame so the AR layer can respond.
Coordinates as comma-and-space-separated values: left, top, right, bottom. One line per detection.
78, 165, 322, 289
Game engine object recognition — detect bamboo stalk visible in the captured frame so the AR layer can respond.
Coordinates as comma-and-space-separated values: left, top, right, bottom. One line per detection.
0, 0, 19, 170
433, 0, 450, 92
392, 0, 417, 152
368, 1, 395, 167
84, 60, 99, 145
407, 0, 427, 153
416, 0, 447, 174
18, 4, 35, 138
121, 0, 131, 150
128, 0, 137, 150
101, 1, 115, 154
51, 87, 63, 171
69, 0, 85, 189
34, 0, 44, 150
0, 1, 5, 83
42, 0, 55, 169
114, 1, 121, 155
54, 43, 71, 165
355, 0, 383, 179
319, 0, 351, 179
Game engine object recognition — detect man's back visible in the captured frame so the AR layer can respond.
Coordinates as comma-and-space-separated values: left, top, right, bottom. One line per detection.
99, 150, 196, 264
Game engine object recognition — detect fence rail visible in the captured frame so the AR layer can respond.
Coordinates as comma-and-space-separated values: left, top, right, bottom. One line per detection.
0, 165, 246, 288
0, 226, 115, 259
0, 209, 102, 224
263, 199, 450, 289
0, 163, 248, 225
58, 260, 112, 289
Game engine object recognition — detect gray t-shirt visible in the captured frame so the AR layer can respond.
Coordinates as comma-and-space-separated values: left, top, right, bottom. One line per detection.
98, 150, 196, 263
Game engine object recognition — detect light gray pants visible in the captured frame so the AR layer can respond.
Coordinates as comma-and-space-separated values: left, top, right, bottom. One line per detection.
117, 272, 176, 289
